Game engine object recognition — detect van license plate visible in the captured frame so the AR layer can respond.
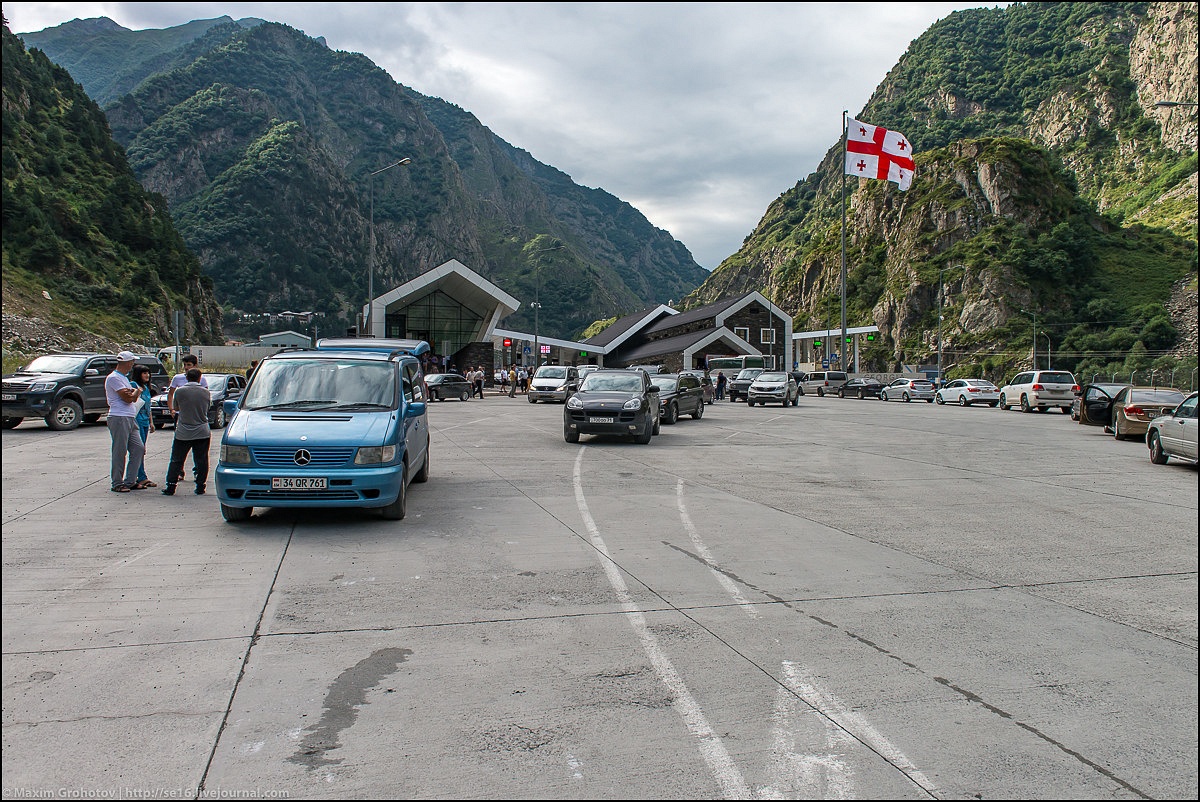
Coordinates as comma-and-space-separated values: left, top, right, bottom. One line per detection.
589, 417, 614, 424
272, 477, 327, 490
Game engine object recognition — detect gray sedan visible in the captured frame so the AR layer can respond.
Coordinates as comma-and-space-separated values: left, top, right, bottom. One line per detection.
881, 378, 936, 402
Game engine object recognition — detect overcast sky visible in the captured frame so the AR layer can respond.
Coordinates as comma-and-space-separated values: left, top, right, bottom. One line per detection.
6, 2, 1002, 270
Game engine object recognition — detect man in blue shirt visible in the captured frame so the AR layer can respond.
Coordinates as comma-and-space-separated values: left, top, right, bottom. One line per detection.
105, 351, 144, 492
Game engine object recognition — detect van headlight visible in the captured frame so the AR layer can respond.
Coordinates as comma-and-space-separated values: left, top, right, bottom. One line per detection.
221, 444, 251, 464
355, 445, 397, 465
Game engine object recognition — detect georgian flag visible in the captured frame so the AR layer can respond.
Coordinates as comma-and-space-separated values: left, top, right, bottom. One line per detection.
844, 116, 915, 191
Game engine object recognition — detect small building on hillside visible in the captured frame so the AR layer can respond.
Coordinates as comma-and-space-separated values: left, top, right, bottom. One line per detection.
257, 330, 312, 348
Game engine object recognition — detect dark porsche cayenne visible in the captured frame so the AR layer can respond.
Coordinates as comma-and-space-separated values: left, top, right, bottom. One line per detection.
564, 369, 661, 444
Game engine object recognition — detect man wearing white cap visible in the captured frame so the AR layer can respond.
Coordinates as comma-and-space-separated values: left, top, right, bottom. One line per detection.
105, 351, 145, 492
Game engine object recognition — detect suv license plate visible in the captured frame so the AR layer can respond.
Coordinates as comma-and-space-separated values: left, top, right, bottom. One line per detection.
272, 477, 327, 490
589, 416, 614, 424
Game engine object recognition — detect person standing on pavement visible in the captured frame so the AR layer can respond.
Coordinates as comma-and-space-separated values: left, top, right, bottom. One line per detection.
130, 365, 157, 489
167, 354, 207, 482
716, 371, 727, 401
105, 351, 145, 493
508, 366, 517, 397
162, 368, 211, 496
472, 366, 485, 399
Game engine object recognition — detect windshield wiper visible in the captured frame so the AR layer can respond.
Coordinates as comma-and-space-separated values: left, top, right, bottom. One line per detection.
324, 403, 393, 410
252, 400, 337, 410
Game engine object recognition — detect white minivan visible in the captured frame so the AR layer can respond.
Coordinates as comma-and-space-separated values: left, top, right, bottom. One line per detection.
799, 370, 848, 396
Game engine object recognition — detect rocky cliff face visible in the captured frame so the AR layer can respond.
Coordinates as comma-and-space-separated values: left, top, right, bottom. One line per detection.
1132, 1, 1198, 154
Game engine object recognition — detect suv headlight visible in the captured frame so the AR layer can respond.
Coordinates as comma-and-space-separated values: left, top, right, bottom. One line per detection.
623, 397, 642, 410
28, 382, 56, 393
221, 444, 251, 464
355, 445, 397, 465
567, 396, 583, 409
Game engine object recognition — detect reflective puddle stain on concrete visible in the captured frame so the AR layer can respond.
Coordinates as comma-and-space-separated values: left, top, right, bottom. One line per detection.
288, 647, 413, 769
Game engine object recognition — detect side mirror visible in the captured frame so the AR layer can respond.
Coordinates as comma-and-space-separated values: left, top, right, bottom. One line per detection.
84, 368, 99, 377
222, 398, 240, 422
648, 385, 660, 393
405, 401, 427, 417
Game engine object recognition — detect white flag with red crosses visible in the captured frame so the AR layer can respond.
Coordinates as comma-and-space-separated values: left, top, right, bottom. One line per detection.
844, 117, 915, 191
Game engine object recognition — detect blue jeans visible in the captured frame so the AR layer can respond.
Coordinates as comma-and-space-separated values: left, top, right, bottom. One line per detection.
136, 420, 151, 483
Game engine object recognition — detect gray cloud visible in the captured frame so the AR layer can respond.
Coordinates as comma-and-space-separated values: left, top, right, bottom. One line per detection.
7, 2, 996, 269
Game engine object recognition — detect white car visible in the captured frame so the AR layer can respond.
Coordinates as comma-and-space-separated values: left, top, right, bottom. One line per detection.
880, 377, 935, 402
999, 370, 1078, 413
936, 379, 1000, 407
1146, 391, 1197, 465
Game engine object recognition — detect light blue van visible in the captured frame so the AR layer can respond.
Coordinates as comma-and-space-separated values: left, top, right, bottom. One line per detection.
214, 338, 431, 522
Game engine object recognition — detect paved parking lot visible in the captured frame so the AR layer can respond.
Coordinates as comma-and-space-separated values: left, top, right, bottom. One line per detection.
3, 392, 1196, 799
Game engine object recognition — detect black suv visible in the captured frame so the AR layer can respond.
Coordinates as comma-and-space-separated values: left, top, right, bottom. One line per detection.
3, 353, 168, 431
655, 373, 706, 424
726, 367, 765, 403
564, 368, 661, 444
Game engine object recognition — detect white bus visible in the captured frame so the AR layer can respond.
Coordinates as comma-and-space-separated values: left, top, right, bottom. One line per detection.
705, 354, 769, 372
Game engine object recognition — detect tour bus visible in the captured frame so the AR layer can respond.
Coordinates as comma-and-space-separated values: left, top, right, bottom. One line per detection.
705, 354, 769, 372
214, 338, 431, 523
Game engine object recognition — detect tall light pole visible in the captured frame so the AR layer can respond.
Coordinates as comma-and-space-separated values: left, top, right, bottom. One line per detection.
529, 243, 564, 366
937, 265, 964, 384
1019, 307, 1037, 369
367, 157, 412, 337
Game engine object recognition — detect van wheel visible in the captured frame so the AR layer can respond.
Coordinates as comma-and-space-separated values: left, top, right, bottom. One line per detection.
380, 464, 407, 520
221, 504, 252, 523
817, 388, 825, 397
46, 399, 83, 430
1148, 432, 1169, 464
412, 440, 430, 483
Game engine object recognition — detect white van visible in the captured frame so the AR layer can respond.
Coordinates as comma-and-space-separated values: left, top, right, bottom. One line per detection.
799, 370, 849, 396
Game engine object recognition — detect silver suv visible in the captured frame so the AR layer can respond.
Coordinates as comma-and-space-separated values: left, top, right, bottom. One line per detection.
999, 370, 1078, 413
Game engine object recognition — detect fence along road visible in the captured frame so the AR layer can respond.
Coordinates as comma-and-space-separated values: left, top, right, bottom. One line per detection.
1, 393, 1196, 798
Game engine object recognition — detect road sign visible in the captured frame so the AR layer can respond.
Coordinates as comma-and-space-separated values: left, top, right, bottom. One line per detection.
523, 346, 531, 354
822, 359, 830, 368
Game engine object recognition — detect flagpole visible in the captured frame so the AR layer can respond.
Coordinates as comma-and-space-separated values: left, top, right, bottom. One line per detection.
841, 110, 848, 373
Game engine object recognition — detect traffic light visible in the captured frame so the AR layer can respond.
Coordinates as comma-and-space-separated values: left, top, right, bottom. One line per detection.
814, 339, 822, 347
846, 336, 852, 343
866, 332, 876, 341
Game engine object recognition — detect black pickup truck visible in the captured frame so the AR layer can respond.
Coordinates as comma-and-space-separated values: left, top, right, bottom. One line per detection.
3, 353, 168, 430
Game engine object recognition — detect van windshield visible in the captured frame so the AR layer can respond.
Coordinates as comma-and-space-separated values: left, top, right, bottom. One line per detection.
242, 359, 397, 410
535, 366, 567, 379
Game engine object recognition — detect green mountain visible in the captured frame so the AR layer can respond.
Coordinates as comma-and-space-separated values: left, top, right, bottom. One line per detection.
687, 1, 1197, 381
20, 18, 707, 341
1, 23, 223, 355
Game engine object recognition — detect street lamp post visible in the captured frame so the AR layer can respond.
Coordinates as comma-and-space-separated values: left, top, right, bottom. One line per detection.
530, 243, 564, 366
937, 265, 964, 384
367, 157, 412, 337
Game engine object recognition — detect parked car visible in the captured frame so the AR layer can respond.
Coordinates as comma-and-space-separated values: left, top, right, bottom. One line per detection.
215, 338, 431, 522
425, 372, 472, 401
564, 369, 660, 444
627, 364, 665, 375
529, 365, 581, 403
747, 371, 799, 407
880, 377, 936, 402
3, 352, 168, 431
577, 365, 600, 383
838, 377, 884, 399
679, 370, 715, 403
1079, 386, 1188, 440
798, 370, 849, 397
654, 373, 706, 423
1147, 391, 1198, 465
935, 379, 1000, 407
727, 367, 766, 402
1073, 383, 1131, 423
998, 370, 1078, 413
151, 372, 246, 429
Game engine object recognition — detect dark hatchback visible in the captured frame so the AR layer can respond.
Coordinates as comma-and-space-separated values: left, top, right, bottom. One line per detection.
151, 373, 246, 430
564, 369, 661, 444
426, 372, 472, 401
654, 373, 706, 424
838, 377, 884, 399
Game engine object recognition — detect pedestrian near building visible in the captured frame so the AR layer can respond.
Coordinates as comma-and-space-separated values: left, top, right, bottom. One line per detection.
518, 367, 528, 394
162, 368, 211, 496
130, 365, 157, 489
472, 366, 485, 399
716, 371, 727, 401
508, 366, 517, 397
105, 351, 145, 493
